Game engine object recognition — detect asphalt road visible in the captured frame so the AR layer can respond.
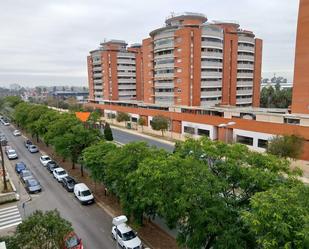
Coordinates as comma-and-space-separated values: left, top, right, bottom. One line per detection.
111, 128, 174, 152
0, 124, 116, 249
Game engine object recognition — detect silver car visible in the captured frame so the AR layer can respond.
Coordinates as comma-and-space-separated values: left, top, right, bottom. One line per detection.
28, 145, 39, 153
20, 170, 33, 183
25, 178, 41, 193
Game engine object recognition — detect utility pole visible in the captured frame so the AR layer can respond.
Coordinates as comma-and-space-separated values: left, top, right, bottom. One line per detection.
0, 144, 8, 191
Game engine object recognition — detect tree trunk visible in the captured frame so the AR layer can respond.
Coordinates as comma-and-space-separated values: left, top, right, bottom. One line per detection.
205, 235, 216, 249
36, 134, 39, 143
161, 130, 164, 136
80, 164, 84, 177
72, 160, 75, 169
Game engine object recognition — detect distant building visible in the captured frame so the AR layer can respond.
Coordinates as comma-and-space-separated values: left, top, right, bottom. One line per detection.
49, 90, 89, 103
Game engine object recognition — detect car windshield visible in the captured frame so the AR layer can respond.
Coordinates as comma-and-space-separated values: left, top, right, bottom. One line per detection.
8, 150, 16, 155
67, 178, 75, 184
17, 164, 26, 169
81, 190, 91, 196
30, 146, 37, 149
122, 230, 136, 241
58, 170, 66, 175
28, 179, 39, 186
43, 156, 50, 161
22, 171, 32, 177
48, 161, 56, 166
65, 235, 79, 248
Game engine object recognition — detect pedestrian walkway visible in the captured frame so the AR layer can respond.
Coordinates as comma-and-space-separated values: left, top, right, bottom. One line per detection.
0, 205, 22, 231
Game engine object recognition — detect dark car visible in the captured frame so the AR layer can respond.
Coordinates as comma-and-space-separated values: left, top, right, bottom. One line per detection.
61, 176, 77, 192
15, 162, 27, 174
24, 140, 32, 148
25, 178, 41, 194
0, 136, 7, 146
46, 160, 59, 173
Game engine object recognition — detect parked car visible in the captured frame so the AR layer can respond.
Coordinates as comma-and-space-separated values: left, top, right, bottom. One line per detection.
0, 136, 7, 146
112, 222, 142, 249
6, 148, 18, 160
3, 121, 10, 126
25, 178, 41, 194
20, 170, 33, 183
40, 155, 52, 166
74, 183, 94, 205
63, 232, 83, 249
15, 162, 27, 174
24, 139, 32, 148
28, 144, 39, 153
61, 176, 77, 192
46, 161, 59, 173
53, 167, 68, 182
13, 130, 21, 136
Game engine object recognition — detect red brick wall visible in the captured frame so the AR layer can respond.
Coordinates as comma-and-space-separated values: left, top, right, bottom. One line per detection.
252, 39, 263, 107
291, 0, 309, 114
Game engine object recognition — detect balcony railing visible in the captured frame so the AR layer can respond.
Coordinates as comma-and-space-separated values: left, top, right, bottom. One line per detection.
237, 63, 254, 70
93, 73, 102, 78
154, 63, 174, 69
201, 41, 223, 49
154, 73, 174, 79
237, 89, 253, 95
154, 91, 174, 97
154, 82, 174, 88
201, 71, 222, 78
93, 79, 102, 84
201, 29, 223, 39
237, 81, 253, 86
201, 52, 223, 58
154, 53, 174, 60
201, 81, 222, 87
201, 61, 223, 68
238, 45, 255, 52
238, 55, 254, 61
200, 91, 222, 97
238, 36, 255, 44
237, 72, 254, 78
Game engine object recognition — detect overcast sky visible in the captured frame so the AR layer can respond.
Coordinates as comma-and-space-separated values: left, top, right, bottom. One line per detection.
0, 0, 299, 87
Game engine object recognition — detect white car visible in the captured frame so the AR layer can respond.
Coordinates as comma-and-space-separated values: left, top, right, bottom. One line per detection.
112, 222, 142, 249
3, 122, 10, 126
53, 167, 68, 182
40, 155, 52, 166
13, 130, 21, 136
74, 183, 94, 205
28, 145, 39, 153
6, 149, 18, 160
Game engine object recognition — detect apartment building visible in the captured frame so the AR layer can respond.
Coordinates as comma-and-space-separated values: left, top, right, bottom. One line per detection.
88, 40, 142, 102
143, 12, 262, 107
88, 12, 262, 108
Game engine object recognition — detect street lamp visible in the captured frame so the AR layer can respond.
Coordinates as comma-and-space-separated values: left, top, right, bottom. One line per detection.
218, 121, 236, 143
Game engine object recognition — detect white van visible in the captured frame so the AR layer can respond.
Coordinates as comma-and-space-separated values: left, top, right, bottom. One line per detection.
74, 183, 94, 205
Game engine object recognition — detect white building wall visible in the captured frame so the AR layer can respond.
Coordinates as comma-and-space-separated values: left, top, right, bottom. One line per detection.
182, 121, 217, 140
233, 129, 274, 151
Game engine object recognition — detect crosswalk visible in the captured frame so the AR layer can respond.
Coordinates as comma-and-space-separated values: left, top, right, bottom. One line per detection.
0, 205, 22, 230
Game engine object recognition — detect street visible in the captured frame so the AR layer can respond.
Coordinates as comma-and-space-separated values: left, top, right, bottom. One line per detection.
0, 124, 116, 249
111, 127, 174, 152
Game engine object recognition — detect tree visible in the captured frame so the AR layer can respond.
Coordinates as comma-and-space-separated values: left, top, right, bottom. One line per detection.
104, 122, 113, 141
53, 124, 100, 169
167, 137, 298, 249
82, 141, 116, 186
150, 115, 169, 136
243, 183, 309, 249
2, 210, 73, 249
138, 117, 146, 132
88, 110, 101, 128
116, 112, 130, 124
260, 86, 292, 108
267, 134, 304, 159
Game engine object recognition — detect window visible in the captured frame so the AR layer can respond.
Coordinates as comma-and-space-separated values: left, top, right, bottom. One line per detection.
131, 117, 137, 122
177, 68, 182, 73
197, 129, 210, 137
236, 135, 253, 146
284, 118, 300, 125
184, 126, 195, 134
258, 139, 268, 149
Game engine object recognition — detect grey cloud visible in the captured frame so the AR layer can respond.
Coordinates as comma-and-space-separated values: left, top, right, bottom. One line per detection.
0, 0, 299, 87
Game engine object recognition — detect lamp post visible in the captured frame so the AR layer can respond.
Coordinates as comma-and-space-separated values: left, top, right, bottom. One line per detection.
218, 121, 236, 143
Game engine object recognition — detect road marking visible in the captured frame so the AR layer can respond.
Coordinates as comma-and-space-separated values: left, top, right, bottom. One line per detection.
0, 205, 22, 231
